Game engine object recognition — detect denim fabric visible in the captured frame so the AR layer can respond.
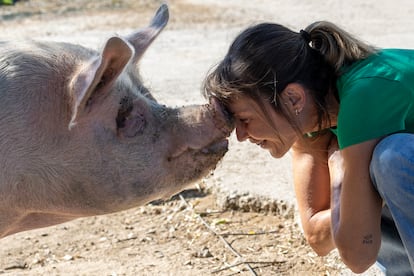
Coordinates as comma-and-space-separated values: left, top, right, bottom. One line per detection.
377, 206, 413, 275
370, 133, 414, 275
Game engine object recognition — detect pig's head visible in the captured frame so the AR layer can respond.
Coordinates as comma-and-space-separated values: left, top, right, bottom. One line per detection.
63, 4, 233, 212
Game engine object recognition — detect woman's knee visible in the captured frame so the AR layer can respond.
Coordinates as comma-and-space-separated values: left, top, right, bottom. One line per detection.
370, 133, 414, 193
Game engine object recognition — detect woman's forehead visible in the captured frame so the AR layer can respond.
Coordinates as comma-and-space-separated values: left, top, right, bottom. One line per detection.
229, 95, 267, 115
228, 95, 254, 111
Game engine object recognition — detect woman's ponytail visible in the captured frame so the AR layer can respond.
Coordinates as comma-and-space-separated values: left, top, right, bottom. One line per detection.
304, 21, 377, 73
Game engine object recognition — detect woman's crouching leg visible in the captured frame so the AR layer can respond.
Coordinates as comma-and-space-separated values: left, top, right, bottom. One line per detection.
370, 133, 414, 274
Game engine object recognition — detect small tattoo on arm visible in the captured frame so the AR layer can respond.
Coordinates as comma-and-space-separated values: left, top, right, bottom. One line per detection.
362, 234, 373, 244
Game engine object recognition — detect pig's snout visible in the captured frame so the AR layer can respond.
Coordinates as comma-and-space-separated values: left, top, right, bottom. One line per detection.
201, 139, 229, 154
170, 137, 228, 160
168, 99, 233, 162
208, 97, 234, 137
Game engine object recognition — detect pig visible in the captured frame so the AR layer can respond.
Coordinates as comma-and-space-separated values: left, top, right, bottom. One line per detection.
0, 4, 233, 238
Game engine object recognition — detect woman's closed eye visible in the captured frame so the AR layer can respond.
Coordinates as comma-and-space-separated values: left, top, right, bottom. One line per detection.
237, 118, 251, 126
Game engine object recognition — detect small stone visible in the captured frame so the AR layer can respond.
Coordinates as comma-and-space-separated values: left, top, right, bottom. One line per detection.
193, 246, 213, 258
63, 255, 73, 261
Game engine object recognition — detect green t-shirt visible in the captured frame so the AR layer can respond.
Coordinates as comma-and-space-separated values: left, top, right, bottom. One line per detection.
333, 49, 414, 149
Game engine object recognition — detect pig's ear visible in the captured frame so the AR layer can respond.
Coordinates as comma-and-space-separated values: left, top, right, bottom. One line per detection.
125, 4, 169, 63
69, 36, 133, 129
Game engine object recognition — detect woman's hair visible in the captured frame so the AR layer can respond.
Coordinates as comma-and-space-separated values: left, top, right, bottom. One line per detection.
204, 21, 377, 135
304, 21, 377, 72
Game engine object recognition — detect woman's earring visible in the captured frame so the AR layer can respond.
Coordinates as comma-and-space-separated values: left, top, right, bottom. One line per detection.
295, 109, 299, 116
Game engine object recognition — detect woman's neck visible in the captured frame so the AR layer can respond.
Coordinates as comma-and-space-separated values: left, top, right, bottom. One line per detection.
326, 91, 339, 128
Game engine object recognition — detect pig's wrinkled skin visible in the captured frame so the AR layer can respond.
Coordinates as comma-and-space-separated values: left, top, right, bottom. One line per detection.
0, 4, 232, 238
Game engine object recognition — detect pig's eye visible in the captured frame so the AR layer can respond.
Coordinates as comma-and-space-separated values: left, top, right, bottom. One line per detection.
116, 97, 133, 128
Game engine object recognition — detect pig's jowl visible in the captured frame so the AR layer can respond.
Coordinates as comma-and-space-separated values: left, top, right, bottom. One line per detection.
0, 4, 233, 238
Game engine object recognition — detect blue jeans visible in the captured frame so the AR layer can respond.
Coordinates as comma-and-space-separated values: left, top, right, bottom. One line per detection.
370, 133, 414, 275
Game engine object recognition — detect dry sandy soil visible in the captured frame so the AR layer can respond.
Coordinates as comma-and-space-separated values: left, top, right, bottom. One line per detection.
1, 0, 412, 275
0, 187, 346, 275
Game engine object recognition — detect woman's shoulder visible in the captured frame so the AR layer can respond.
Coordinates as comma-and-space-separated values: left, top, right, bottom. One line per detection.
337, 48, 414, 92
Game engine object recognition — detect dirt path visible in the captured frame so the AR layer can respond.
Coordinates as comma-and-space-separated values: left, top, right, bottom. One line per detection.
0, 189, 348, 275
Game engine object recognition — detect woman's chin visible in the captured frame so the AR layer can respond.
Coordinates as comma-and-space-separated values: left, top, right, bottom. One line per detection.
268, 147, 288, 159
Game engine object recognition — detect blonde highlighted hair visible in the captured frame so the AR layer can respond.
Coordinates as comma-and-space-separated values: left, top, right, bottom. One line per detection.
305, 21, 377, 72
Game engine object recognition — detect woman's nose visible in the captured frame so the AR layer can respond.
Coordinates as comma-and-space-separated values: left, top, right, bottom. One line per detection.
235, 123, 248, 142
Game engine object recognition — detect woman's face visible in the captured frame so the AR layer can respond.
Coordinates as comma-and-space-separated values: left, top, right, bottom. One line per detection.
228, 95, 299, 158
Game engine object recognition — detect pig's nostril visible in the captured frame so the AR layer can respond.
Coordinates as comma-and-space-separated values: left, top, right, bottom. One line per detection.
201, 139, 229, 154
170, 145, 189, 159
168, 138, 228, 161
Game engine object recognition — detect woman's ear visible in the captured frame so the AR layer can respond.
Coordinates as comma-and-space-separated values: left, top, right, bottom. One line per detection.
282, 83, 306, 115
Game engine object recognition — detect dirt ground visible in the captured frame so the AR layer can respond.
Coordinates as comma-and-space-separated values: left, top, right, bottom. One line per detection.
0, 0, 406, 275
0, 186, 348, 275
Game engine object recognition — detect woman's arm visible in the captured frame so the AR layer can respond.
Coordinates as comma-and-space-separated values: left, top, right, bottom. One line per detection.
327, 139, 344, 239
332, 139, 383, 273
291, 131, 336, 256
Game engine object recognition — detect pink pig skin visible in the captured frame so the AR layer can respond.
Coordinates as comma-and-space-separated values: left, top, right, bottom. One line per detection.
0, 4, 233, 238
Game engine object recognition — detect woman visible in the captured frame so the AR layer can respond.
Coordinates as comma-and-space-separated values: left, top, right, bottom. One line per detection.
204, 21, 414, 274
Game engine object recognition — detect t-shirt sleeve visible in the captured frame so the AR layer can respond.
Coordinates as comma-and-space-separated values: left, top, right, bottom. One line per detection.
337, 77, 411, 149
